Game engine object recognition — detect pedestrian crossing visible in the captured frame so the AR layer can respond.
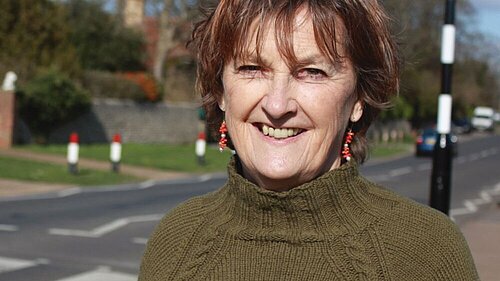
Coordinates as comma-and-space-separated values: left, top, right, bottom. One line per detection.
0, 256, 39, 274
54, 266, 136, 281
0, 256, 137, 281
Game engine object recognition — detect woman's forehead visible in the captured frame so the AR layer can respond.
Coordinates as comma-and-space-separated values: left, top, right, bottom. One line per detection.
232, 10, 347, 66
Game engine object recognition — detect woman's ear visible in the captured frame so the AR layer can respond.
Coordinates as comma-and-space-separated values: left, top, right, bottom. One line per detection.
350, 100, 363, 122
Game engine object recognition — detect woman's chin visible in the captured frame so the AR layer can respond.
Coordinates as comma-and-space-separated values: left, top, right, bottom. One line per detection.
247, 164, 310, 191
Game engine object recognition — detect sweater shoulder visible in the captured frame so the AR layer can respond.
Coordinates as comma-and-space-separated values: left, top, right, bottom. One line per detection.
366, 182, 479, 279
138, 189, 222, 280
365, 180, 469, 249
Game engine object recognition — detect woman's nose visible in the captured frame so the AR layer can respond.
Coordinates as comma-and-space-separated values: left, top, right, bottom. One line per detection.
261, 76, 297, 119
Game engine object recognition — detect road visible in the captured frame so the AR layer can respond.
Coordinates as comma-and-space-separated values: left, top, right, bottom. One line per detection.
0, 134, 498, 281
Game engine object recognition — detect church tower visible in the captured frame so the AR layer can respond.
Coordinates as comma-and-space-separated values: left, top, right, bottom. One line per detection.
119, 0, 145, 28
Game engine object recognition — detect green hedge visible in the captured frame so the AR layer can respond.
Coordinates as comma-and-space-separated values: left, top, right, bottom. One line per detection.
17, 69, 91, 142
81, 70, 145, 101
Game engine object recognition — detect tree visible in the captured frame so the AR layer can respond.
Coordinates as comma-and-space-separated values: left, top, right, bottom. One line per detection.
150, 0, 197, 81
382, 0, 499, 127
65, 0, 146, 72
0, 0, 79, 81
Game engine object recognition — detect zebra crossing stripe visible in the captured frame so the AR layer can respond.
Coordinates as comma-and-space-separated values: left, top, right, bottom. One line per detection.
0, 224, 18, 232
0, 256, 38, 273
54, 266, 136, 281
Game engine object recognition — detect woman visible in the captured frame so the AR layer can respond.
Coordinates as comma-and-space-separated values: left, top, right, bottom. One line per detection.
139, 0, 478, 280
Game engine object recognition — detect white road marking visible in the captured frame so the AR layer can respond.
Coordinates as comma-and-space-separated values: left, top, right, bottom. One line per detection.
0, 224, 19, 232
54, 266, 136, 281
493, 183, 500, 195
450, 208, 475, 217
455, 156, 467, 164
132, 237, 148, 245
58, 188, 82, 198
49, 214, 163, 238
198, 174, 213, 182
417, 163, 431, 171
464, 200, 478, 212
479, 150, 490, 158
138, 180, 156, 189
471, 198, 489, 205
470, 190, 492, 206
480, 191, 492, 203
388, 167, 412, 177
367, 175, 390, 182
450, 181, 500, 221
0, 256, 41, 273
468, 153, 480, 161
36, 258, 50, 265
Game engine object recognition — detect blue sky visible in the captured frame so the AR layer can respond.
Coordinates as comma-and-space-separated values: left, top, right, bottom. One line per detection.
106, 0, 499, 43
473, 0, 500, 40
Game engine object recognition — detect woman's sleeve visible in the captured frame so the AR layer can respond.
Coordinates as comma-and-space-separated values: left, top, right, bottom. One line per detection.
138, 198, 204, 281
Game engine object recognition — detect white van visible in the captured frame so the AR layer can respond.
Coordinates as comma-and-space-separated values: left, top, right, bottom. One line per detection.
471, 106, 494, 131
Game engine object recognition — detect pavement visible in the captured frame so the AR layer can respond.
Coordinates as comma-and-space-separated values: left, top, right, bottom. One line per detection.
460, 202, 500, 281
0, 147, 499, 280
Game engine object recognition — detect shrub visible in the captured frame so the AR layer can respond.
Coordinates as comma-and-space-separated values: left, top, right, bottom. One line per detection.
17, 69, 91, 142
81, 70, 145, 101
121, 72, 162, 102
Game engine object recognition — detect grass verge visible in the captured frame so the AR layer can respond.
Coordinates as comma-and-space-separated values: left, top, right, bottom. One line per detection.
369, 142, 413, 159
19, 143, 234, 173
20, 141, 412, 173
0, 155, 141, 186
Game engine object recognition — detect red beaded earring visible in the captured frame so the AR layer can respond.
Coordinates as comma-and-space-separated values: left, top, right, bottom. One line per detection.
342, 128, 354, 162
218, 120, 228, 152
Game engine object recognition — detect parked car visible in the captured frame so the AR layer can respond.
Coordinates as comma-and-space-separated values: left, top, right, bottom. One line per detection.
452, 118, 472, 134
471, 106, 495, 131
415, 128, 458, 157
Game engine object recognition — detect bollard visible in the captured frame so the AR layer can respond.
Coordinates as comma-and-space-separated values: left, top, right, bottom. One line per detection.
195, 131, 206, 165
67, 132, 79, 174
110, 134, 122, 173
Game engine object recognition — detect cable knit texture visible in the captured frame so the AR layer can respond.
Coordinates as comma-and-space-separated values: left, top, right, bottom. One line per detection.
139, 157, 478, 280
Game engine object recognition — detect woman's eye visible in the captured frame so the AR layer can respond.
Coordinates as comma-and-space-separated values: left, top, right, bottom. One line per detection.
296, 68, 328, 80
237, 65, 264, 76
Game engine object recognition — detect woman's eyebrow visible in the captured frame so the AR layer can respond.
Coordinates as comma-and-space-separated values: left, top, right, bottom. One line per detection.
235, 53, 272, 67
293, 54, 338, 71
295, 53, 330, 65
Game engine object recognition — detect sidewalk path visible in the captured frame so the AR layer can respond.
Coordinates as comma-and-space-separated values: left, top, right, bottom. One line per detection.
0, 148, 191, 198
460, 203, 500, 281
0, 178, 71, 198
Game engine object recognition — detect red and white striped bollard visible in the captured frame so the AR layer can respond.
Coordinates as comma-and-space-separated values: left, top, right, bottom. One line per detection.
195, 131, 206, 165
110, 134, 122, 173
67, 132, 79, 174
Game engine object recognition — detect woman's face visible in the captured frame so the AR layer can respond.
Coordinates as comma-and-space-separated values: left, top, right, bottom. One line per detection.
221, 11, 363, 191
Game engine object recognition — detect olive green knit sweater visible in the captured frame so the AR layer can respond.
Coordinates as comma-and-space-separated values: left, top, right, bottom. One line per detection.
139, 159, 478, 280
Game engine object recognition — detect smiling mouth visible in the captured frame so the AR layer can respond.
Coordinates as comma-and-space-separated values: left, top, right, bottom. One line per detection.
260, 124, 303, 139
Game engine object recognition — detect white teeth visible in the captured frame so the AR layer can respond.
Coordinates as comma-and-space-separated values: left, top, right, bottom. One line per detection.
263, 125, 269, 135
261, 124, 301, 139
275, 128, 285, 138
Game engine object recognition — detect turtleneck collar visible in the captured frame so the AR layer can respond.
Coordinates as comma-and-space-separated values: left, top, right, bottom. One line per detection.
216, 157, 385, 242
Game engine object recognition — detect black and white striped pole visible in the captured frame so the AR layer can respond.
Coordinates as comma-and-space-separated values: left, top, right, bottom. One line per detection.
430, 0, 456, 215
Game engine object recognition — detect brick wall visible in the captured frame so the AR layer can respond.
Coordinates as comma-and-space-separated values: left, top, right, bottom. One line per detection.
48, 99, 201, 144
0, 91, 15, 148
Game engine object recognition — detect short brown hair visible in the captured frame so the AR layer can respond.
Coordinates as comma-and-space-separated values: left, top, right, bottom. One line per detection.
190, 0, 400, 163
